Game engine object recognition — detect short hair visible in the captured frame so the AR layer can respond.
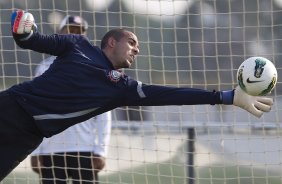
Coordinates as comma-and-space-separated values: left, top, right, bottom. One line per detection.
100, 28, 128, 49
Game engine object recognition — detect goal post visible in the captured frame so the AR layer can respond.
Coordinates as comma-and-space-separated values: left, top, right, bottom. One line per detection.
187, 128, 195, 184
1, 0, 282, 183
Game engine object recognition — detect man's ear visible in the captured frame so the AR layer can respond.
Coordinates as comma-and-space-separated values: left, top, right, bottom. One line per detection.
107, 37, 116, 48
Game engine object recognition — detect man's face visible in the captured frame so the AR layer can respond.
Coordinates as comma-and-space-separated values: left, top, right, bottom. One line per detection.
111, 31, 139, 69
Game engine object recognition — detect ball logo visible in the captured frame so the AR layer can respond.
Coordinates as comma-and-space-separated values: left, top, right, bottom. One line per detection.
246, 58, 265, 84
246, 78, 263, 83
254, 58, 266, 78
107, 70, 122, 83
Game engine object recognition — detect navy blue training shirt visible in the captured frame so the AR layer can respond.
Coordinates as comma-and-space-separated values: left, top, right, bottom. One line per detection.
9, 32, 225, 137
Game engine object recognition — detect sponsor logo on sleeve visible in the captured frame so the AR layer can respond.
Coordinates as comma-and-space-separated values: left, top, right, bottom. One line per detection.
107, 70, 123, 83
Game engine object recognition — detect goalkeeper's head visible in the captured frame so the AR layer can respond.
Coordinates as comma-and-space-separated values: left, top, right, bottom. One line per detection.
59, 15, 88, 35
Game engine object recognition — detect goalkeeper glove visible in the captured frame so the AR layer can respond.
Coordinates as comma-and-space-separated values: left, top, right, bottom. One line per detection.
232, 86, 273, 118
11, 9, 37, 41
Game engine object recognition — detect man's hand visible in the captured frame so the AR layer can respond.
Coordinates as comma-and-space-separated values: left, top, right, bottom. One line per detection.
92, 154, 106, 172
11, 9, 36, 40
233, 86, 273, 118
30, 155, 43, 174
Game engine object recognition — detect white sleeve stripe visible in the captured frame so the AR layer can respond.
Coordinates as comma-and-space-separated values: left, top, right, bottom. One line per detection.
33, 107, 99, 120
137, 81, 146, 98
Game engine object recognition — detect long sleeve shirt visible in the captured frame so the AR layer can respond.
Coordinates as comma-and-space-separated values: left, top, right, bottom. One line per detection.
31, 111, 111, 157
31, 56, 111, 157
9, 32, 227, 137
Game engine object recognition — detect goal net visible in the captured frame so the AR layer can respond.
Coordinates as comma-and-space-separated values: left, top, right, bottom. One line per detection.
1, 0, 282, 183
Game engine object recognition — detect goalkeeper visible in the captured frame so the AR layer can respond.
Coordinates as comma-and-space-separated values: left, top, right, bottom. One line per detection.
0, 9, 274, 180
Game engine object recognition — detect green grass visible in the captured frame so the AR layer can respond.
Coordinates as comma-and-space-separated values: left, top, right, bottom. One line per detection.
1, 172, 39, 184
99, 163, 282, 184
2, 162, 281, 184
196, 165, 282, 184
100, 162, 186, 184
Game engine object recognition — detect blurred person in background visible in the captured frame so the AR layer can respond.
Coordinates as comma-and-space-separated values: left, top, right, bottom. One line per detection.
30, 15, 112, 184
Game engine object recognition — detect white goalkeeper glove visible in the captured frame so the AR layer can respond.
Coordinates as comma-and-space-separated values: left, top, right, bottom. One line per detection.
233, 86, 273, 118
11, 9, 37, 41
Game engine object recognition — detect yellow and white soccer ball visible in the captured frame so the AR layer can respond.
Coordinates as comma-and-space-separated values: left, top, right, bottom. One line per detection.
237, 57, 277, 96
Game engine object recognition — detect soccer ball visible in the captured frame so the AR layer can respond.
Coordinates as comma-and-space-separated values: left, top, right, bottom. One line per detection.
237, 57, 277, 96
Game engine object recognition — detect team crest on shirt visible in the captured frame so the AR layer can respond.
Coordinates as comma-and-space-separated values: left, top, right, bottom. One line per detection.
107, 70, 123, 83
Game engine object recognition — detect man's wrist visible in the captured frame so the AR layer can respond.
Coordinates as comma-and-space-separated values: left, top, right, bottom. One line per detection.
221, 89, 234, 104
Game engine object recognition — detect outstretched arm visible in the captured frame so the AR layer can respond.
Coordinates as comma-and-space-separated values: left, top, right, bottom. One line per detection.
124, 80, 273, 118
11, 9, 80, 56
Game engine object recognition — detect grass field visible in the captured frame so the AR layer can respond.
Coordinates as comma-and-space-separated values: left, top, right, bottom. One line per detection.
2, 133, 282, 184
2, 159, 281, 184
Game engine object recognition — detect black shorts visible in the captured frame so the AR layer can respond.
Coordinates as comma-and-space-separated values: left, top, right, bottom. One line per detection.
0, 91, 43, 181
40, 152, 97, 184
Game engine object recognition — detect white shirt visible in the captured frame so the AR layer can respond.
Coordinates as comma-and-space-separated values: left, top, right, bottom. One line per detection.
31, 56, 112, 157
